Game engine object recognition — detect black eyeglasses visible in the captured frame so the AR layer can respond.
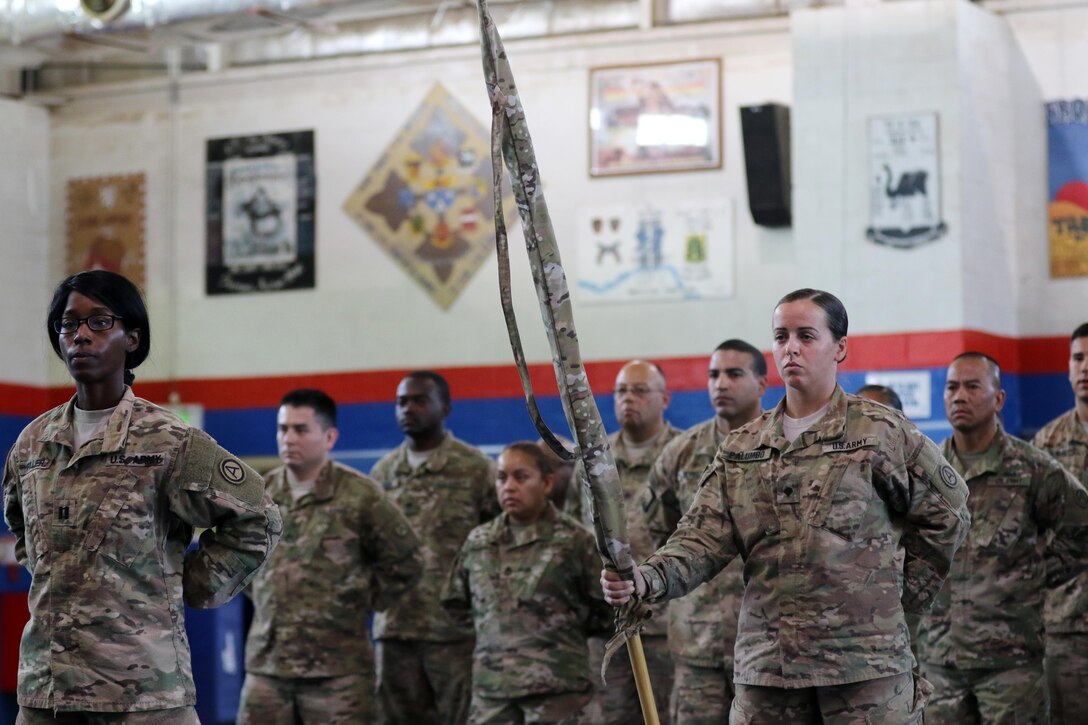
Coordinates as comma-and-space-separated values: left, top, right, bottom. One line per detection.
53, 315, 123, 335
613, 385, 664, 398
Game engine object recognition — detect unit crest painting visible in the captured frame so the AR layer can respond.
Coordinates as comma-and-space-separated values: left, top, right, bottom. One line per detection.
206, 130, 316, 295
343, 83, 514, 310
66, 174, 146, 288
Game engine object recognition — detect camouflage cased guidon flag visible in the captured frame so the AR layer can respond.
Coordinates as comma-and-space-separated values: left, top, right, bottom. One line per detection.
474, 0, 652, 682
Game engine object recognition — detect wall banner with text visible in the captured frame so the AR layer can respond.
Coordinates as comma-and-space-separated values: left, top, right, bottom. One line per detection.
206, 130, 316, 295
1048, 100, 1088, 278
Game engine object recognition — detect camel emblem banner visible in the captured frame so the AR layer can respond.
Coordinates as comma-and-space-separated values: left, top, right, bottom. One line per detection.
866, 112, 946, 249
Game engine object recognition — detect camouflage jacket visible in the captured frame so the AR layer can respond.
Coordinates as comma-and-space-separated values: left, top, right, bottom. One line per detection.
441, 503, 612, 698
916, 429, 1088, 668
639, 386, 970, 688
1, 389, 282, 712
1033, 409, 1088, 633
370, 432, 499, 642
246, 460, 422, 677
645, 417, 744, 670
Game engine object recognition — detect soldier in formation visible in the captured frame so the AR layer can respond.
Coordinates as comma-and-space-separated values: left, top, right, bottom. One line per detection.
2, 270, 282, 724
443, 442, 612, 724
370, 371, 499, 725
918, 352, 1088, 723
644, 338, 767, 724
1033, 323, 1088, 725
578, 359, 681, 724
602, 288, 972, 724
239, 388, 422, 724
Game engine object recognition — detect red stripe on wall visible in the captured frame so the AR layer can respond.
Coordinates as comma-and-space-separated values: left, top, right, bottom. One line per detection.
0, 330, 1072, 416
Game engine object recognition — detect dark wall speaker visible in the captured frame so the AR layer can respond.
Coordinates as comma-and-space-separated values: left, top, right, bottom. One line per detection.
739, 104, 792, 228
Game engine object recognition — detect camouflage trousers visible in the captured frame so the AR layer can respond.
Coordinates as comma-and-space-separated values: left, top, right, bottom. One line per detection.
730, 671, 929, 724
584, 633, 673, 724
1046, 632, 1088, 725
921, 662, 1046, 724
377, 638, 474, 725
237, 671, 375, 724
670, 662, 733, 725
468, 689, 591, 724
16, 707, 198, 724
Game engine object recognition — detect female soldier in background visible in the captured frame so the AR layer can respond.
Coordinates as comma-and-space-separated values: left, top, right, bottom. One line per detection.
444, 442, 611, 724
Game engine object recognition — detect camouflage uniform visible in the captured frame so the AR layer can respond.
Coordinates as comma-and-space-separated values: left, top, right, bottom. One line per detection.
638, 387, 969, 721
578, 426, 680, 725
645, 418, 743, 725
370, 432, 499, 725
239, 459, 423, 724
1, 389, 282, 714
442, 503, 612, 724
1033, 410, 1088, 725
917, 428, 1088, 724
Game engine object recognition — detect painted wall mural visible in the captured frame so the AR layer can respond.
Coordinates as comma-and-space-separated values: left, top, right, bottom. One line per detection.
343, 83, 514, 310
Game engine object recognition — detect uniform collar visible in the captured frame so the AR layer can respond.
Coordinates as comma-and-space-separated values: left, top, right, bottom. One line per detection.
759, 385, 848, 452
612, 424, 677, 466
40, 386, 135, 456
942, 426, 1007, 480
271, 459, 338, 508
1059, 409, 1088, 445
495, 502, 559, 547
394, 431, 453, 474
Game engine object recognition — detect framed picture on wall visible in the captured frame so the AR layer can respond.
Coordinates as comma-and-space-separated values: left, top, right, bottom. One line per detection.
205, 130, 316, 295
589, 58, 722, 177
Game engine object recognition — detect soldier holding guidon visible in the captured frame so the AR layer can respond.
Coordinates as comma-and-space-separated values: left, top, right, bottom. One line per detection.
602, 288, 971, 724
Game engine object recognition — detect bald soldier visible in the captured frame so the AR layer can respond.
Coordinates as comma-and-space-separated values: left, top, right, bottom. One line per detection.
644, 340, 767, 724
240, 389, 423, 724
1032, 323, 1088, 725
919, 353, 1088, 723
580, 360, 681, 724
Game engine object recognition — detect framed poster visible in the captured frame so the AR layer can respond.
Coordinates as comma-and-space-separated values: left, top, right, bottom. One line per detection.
1047, 100, 1088, 278
589, 58, 722, 177
66, 173, 146, 287
205, 130, 315, 294
866, 112, 946, 248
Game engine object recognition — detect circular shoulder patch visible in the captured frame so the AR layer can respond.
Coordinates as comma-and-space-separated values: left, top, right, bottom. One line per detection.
940, 465, 958, 489
1076, 489, 1088, 509
219, 458, 246, 485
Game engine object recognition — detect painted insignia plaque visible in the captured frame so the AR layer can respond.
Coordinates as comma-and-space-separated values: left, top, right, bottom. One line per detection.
66, 174, 146, 287
866, 112, 946, 249
343, 83, 513, 310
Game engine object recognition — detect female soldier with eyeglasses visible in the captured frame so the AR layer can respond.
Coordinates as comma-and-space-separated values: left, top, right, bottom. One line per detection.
2, 270, 282, 724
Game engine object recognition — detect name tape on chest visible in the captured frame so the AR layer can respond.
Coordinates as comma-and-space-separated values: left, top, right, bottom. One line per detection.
21, 458, 53, 473
722, 449, 773, 462
821, 436, 878, 454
